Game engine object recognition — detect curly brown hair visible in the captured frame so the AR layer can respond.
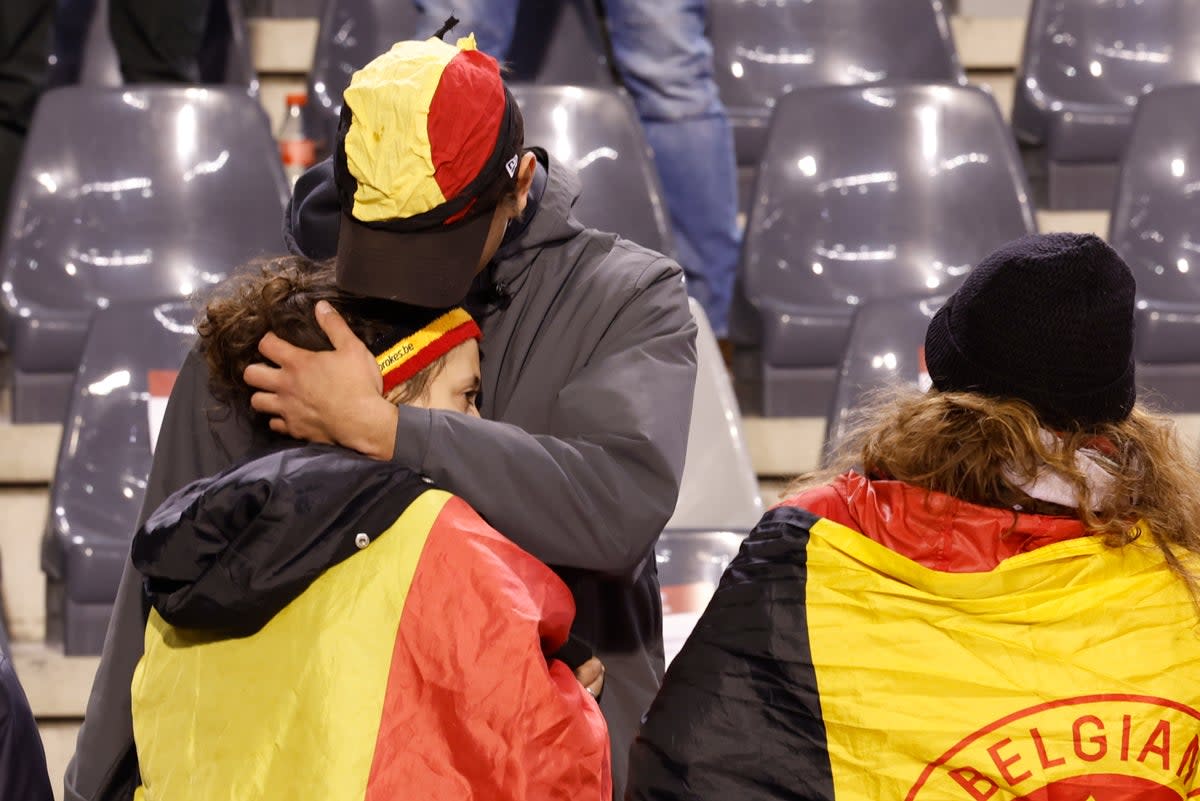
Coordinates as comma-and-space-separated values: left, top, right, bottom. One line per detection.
197, 257, 447, 420
793, 386, 1200, 602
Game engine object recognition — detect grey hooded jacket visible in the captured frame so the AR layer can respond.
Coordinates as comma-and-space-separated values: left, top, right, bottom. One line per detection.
64, 154, 697, 801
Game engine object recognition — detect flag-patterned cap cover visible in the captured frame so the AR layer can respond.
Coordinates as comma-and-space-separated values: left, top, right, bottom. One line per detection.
334, 34, 523, 308
369, 306, 482, 396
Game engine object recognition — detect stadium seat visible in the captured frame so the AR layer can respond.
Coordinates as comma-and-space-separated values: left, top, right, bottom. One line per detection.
42, 300, 196, 656
666, 298, 762, 533
824, 295, 942, 458
0, 86, 287, 424
825, 284, 1200, 462
709, 0, 965, 169
1109, 84, 1200, 413
511, 85, 675, 258
658, 299, 759, 664
304, 0, 614, 155
1012, 0, 1200, 209
655, 529, 745, 665
739, 83, 1036, 417
76, 0, 258, 90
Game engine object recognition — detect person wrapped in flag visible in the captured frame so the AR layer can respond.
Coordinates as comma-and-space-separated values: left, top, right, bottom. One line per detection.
128, 260, 611, 801
628, 233, 1200, 801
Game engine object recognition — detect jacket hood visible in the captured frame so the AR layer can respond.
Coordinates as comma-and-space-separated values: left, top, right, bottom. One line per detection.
781, 471, 1089, 573
283, 158, 341, 261
132, 445, 429, 634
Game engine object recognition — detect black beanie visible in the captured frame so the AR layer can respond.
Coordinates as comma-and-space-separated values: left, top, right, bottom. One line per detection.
924, 233, 1137, 430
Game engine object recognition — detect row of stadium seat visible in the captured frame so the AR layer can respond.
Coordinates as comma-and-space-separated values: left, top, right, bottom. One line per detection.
27, 77, 1200, 654
1013, 0, 1200, 208
46, 0, 1200, 219
51, 0, 1200, 213
734, 80, 1200, 418
7, 76, 1200, 425
731, 82, 1034, 416
0, 82, 676, 425
715, 0, 1200, 211
8, 73, 1200, 428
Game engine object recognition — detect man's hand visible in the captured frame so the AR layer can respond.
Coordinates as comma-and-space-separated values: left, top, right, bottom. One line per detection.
244, 301, 399, 460
575, 657, 605, 699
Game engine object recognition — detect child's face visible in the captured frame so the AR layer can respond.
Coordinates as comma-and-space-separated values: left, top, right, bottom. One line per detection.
410, 339, 481, 417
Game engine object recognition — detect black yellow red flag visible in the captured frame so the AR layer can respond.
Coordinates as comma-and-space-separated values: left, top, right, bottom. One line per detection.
629, 507, 1200, 800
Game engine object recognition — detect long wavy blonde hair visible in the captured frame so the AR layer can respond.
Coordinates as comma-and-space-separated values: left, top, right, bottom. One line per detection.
794, 386, 1200, 598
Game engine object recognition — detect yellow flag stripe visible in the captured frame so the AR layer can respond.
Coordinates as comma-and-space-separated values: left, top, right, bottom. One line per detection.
803, 516, 1200, 801
132, 489, 454, 801
343, 38, 468, 222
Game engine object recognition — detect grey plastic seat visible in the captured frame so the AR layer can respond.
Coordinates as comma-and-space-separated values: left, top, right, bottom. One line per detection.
666, 299, 761, 533
709, 0, 965, 169
42, 300, 196, 655
77, 0, 258, 91
0, 86, 287, 423
1012, 0, 1200, 209
1109, 84, 1200, 413
655, 530, 745, 665
739, 83, 1036, 417
658, 300, 760, 664
824, 295, 943, 458
511, 85, 675, 258
825, 278, 1200, 464
304, 0, 614, 156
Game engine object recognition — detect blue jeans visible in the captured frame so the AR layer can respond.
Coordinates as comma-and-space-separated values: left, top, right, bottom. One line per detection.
416, 0, 740, 335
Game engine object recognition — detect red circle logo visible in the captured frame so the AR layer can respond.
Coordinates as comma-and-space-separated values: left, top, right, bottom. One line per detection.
906, 696, 1200, 801
1015, 773, 1184, 800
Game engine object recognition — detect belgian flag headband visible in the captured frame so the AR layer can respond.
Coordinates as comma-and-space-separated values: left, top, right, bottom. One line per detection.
370, 307, 482, 395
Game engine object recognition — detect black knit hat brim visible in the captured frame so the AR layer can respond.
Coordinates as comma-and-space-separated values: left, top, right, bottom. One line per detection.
924, 296, 1136, 430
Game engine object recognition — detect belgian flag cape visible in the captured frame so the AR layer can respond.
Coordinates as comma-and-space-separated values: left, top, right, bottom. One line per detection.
629, 501, 1200, 801
129, 446, 611, 801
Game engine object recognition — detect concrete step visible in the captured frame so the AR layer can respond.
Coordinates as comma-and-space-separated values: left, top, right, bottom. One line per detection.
15, 640, 99, 801
744, 413, 1200, 481
1, 487, 49, 644
0, 424, 59, 485
247, 17, 319, 74
959, 0, 1032, 19
1040, 210, 1110, 238
12, 641, 98, 719
39, 720, 77, 801
744, 416, 826, 478
951, 14, 1024, 70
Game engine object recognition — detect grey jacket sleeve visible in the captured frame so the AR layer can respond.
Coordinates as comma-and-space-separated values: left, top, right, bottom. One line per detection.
64, 350, 260, 801
393, 262, 697, 578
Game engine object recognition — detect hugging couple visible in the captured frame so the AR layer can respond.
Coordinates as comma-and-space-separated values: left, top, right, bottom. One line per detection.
66, 28, 698, 801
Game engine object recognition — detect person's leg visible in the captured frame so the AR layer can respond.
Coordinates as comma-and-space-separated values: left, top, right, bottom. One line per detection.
412, 0, 519, 58
604, 0, 740, 336
48, 0, 96, 86
109, 0, 210, 83
0, 0, 54, 229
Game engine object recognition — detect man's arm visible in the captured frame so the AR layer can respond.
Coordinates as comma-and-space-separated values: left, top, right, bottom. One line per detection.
397, 287, 694, 574
248, 263, 697, 578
